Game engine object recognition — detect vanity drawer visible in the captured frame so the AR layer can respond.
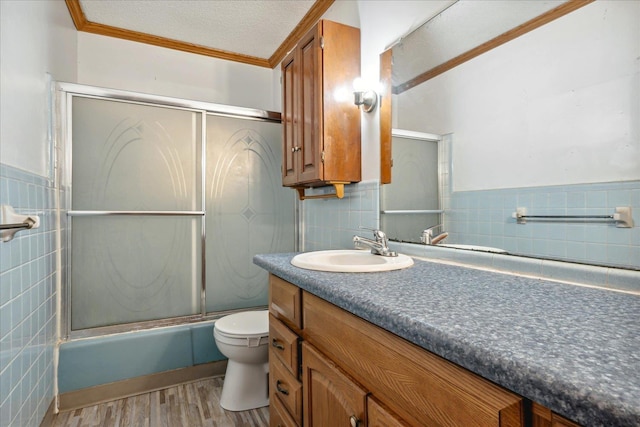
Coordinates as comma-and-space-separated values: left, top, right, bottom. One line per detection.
269, 356, 303, 425
270, 393, 299, 427
269, 274, 302, 332
269, 314, 300, 378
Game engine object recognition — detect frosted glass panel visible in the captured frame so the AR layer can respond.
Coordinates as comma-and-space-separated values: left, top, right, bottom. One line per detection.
205, 115, 294, 312
72, 97, 202, 211
70, 96, 203, 330
381, 136, 440, 243
71, 216, 202, 329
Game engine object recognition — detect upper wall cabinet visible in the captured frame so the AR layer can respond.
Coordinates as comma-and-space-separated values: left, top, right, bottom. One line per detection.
282, 20, 361, 200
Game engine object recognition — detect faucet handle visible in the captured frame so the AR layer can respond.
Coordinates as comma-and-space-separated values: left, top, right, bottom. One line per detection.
424, 224, 442, 232
359, 226, 386, 243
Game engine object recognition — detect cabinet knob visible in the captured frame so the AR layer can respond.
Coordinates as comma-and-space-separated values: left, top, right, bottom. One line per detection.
349, 415, 360, 427
291, 146, 301, 153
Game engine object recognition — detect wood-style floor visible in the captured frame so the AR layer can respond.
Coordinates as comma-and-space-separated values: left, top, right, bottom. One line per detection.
49, 377, 269, 427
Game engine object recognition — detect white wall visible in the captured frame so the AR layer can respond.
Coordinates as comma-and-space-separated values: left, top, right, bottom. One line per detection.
0, 0, 492, 188
396, 1, 640, 191
74, 1, 453, 181
322, 1, 454, 181
0, 0, 77, 176
77, 33, 278, 111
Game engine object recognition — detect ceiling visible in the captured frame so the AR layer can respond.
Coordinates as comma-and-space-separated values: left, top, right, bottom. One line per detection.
65, 0, 335, 68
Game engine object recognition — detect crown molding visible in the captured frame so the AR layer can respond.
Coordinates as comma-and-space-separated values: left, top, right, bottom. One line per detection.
268, 0, 335, 68
64, 0, 335, 69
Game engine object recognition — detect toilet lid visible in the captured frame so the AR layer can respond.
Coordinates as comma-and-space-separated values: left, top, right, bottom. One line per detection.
214, 310, 269, 337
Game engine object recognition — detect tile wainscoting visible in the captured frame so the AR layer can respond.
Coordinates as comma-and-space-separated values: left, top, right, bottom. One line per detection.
0, 164, 58, 427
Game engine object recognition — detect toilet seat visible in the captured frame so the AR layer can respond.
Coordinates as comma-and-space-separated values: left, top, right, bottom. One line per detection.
214, 310, 269, 347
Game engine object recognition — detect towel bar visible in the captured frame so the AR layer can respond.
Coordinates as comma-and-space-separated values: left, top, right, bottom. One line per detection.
1, 205, 40, 242
513, 207, 633, 228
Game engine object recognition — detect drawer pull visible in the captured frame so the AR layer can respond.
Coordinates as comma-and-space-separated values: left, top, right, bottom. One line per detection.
272, 338, 285, 350
349, 415, 360, 427
276, 380, 290, 395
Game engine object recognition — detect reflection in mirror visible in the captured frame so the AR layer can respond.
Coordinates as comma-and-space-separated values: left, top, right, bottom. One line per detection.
381, 130, 443, 244
382, 0, 639, 270
392, 0, 581, 94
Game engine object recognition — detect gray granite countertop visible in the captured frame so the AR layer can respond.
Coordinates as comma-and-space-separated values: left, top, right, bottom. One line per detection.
254, 252, 640, 427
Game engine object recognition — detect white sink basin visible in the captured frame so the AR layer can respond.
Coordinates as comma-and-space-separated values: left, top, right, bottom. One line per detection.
438, 244, 507, 253
291, 250, 414, 273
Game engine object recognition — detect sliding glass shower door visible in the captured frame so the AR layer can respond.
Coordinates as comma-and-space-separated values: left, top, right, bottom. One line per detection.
70, 97, 204, 330
205, 115, 294, 312
67, 88, 293, 334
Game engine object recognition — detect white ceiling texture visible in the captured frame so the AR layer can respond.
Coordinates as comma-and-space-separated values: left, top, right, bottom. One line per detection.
76, 0, 319, 67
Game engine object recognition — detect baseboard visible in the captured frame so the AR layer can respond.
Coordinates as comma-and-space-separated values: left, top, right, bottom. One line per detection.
39, 398, 57, 427
57, 360, 227, 412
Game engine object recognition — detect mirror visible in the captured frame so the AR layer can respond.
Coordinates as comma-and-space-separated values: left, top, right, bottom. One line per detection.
380, 130, 442, 244
380, 0, 640, 270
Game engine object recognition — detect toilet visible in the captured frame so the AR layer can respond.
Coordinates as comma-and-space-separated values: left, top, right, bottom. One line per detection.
213, 310, 269, 411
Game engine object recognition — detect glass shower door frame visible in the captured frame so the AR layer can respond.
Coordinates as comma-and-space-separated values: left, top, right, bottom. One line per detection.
57, 82, 287, 340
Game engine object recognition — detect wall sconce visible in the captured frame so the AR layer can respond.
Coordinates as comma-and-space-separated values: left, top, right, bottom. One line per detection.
353, 78, 378, 113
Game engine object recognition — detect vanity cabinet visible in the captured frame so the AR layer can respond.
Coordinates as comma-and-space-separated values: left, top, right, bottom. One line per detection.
532, 402, 581, 427
281, 20, 361, 199
302, 291, 524, 427
268, 274, 580, 427
268, 275, 303, 426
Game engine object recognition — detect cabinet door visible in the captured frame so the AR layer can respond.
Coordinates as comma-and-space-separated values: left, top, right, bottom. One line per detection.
282, 49, 298, 186
319, 20, 361, 183
531, 403, 581, 427
368, 397, 410, 427
302, 342, 367, 427
296, 23, 322, 184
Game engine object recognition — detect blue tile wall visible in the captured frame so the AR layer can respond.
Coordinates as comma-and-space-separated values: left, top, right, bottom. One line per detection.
446, 181, 640, 269
0, 164, 57, 427
302, 180, 379, 251
302, 179, 640, 269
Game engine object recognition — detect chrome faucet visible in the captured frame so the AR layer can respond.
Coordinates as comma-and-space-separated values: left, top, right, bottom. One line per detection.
353, 227, 398, 257
421, 224, 449, 245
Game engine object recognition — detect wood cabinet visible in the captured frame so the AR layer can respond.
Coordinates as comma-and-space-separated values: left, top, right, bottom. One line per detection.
532, 402, 581, 427
271, 396, 298, 427
268, 274, 581, 427
268, 275, 303, 426
269, 275, 302, 333
367, 397, 409, 427
302, 342, 367, 426
303, 291, 523, 427
281, 20, 361, 199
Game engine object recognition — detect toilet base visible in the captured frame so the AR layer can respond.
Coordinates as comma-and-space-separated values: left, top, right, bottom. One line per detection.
219, 360, 269, 411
